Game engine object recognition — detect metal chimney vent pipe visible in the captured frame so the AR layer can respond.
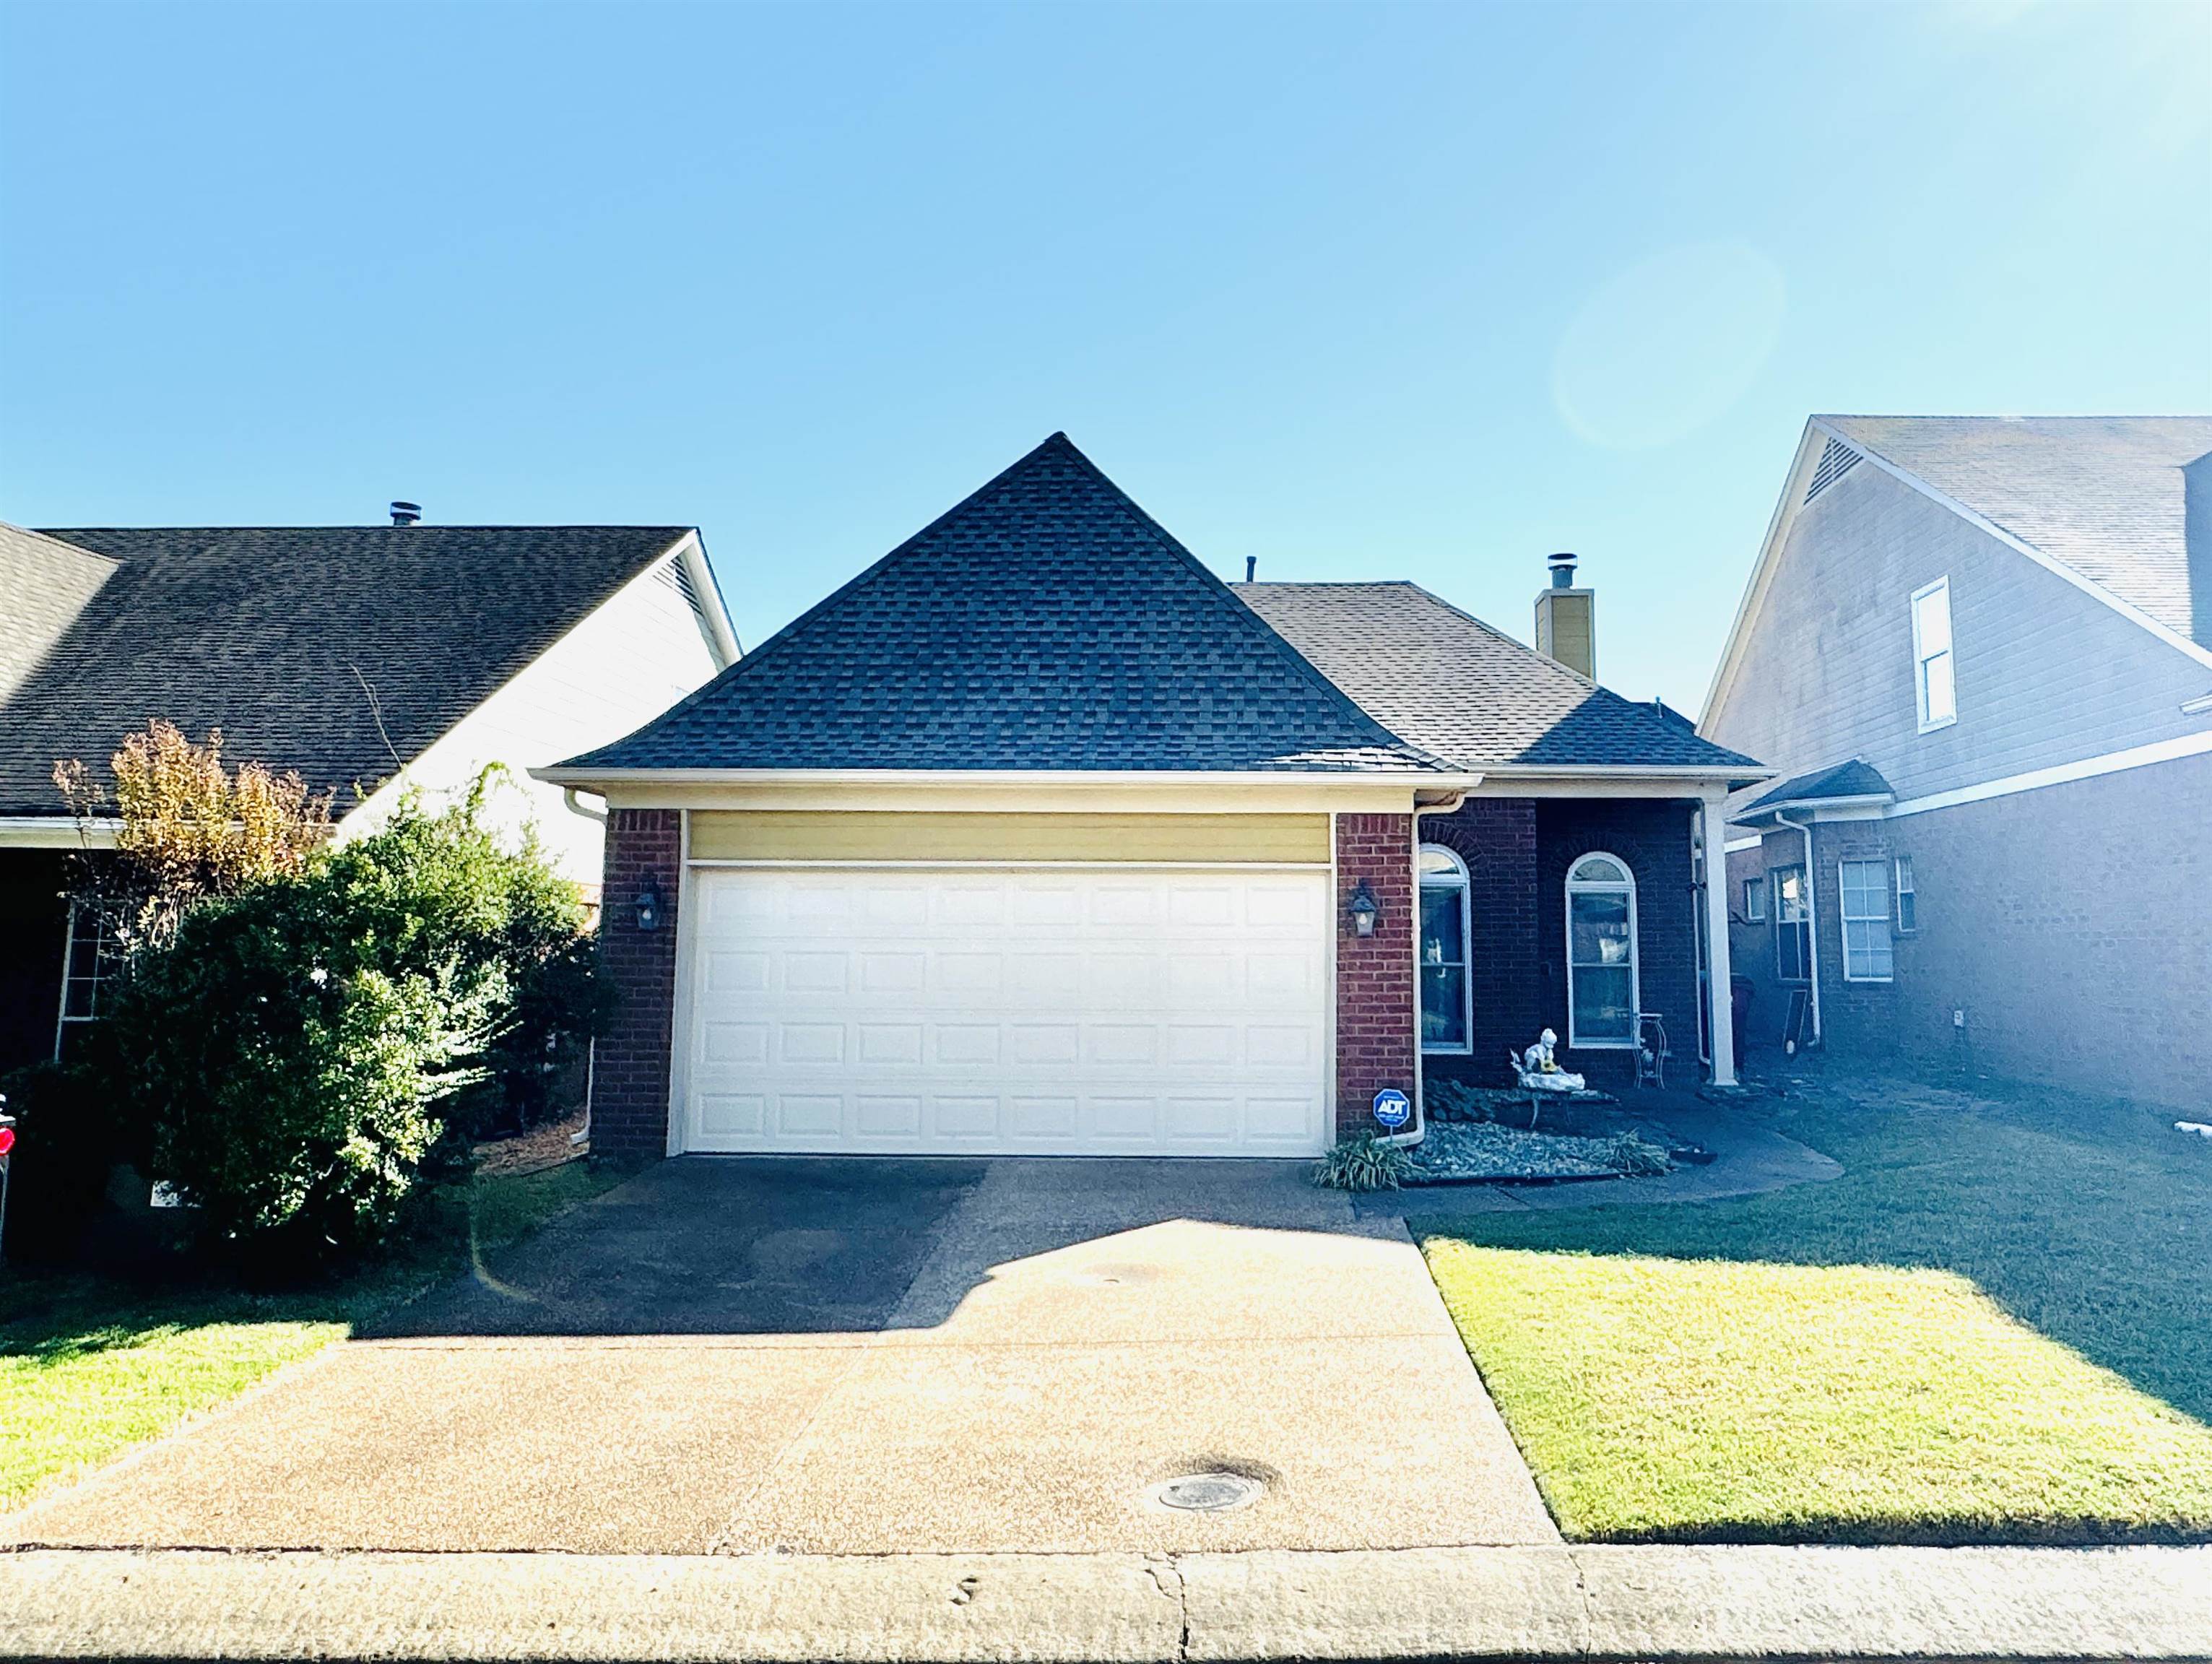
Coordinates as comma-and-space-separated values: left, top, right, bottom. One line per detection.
1548, 552, 1577, 589
389, 501, 422, 526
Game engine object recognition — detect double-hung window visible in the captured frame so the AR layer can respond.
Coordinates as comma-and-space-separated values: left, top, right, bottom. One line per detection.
1566, 854, 1639, 1047
1894, 857, 1917, 934
1743, 875, 1766, 922
1839, 859, 1895, 982
1772, 864, 1810, 982
1912, 577, 1956, 731
1418, 845, 1471, 1052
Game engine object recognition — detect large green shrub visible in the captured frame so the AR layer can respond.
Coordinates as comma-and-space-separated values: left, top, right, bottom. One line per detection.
88, 786, 602, 1265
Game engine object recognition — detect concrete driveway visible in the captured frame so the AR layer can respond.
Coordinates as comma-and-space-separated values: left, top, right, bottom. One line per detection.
4, 1159, 1557, 1556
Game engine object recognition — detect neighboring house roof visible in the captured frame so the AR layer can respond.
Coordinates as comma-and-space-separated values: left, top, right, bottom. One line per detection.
559, 434, 1443, 776
1820, 416, 2212, 643
1702, 413, 2212, 732
1740, 758, 1895, 816
0, 523, 703, 819
1234, 581, 1762, 775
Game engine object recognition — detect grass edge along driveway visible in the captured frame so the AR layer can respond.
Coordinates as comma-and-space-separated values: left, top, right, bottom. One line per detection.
1416, 1075, 2212, 1546
1, 1159, 620, 1511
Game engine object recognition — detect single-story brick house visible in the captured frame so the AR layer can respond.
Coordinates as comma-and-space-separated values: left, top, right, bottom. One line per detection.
0, 516, 737, 1077
541, 434, 1766, 1160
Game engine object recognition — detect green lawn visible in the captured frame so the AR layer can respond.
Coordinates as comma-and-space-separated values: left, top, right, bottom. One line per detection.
1, 1157, 621, 1509
1415, 1075, 2212, 1545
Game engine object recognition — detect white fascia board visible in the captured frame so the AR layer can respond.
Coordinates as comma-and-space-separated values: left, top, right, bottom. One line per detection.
673, 530, 742, 668
531, 767, 1484, 789
1699, 419, 1826, 732
0, 816, 116, 849
530, 768, 1485, 818
1722, 834, 1764, 854
1820, 422, 2212, 677
1470, 764, 1773, 801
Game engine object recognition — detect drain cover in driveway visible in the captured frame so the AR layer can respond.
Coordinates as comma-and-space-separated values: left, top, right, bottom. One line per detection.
1151, 1472, 1262, 1512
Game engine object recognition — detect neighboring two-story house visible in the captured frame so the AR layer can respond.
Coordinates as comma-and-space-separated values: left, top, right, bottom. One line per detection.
1701, 417, 2212, 1107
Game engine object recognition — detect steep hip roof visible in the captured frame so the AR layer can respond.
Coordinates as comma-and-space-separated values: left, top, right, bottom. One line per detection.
559, 434, 1441, 776
1821, 415, 2212, 644
1234, 581, 1761, 775
1, 524, 698, 819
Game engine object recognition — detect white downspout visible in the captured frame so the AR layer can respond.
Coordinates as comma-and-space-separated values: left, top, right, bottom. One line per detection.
1698, 794, 1739, 1086
561, 786, 609, 1148
1772, 809, 1823, 1047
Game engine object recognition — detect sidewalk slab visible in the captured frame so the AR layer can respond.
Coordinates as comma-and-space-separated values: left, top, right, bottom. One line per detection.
4, 1545, 2207, 1663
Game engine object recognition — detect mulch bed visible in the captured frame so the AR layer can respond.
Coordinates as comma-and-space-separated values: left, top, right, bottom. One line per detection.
472, 1110, 589, 1179
1402, 1119, 1673, 1185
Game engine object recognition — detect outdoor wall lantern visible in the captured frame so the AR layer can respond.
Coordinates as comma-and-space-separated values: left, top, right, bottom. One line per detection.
636, 874, 664, 933
1347, 880, 1380, 937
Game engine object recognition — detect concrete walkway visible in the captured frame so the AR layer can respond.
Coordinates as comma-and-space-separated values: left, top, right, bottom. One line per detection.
4, 1543, 2206, 1661
2, 1158, 1555, 1556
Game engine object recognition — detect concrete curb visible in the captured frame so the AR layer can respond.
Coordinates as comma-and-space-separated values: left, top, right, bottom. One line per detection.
2, 1543, 2208, 1662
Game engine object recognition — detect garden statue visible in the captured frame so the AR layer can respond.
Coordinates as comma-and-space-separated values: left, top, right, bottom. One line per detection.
1517, 1029, 1586, 1093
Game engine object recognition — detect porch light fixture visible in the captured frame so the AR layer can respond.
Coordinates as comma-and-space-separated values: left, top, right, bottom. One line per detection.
1347, 880, 1380, 937
635, 874, 664, 933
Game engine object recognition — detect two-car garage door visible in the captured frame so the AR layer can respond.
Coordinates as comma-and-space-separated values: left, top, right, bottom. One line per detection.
681, 868, 1330, 1156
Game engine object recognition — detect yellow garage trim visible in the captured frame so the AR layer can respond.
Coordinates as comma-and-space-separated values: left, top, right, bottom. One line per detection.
687, 810, 1330, 864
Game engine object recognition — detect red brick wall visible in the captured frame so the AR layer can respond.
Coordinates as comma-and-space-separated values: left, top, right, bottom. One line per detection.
1418, 799, 1542, 1085
1535, 798, 1701, 1087
594, 808, 681, 1161
1334, 812, 1416, 1139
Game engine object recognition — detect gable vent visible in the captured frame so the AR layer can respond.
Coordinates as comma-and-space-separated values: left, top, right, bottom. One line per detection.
659, 555, 701, 609
1804, 437, 1862, 503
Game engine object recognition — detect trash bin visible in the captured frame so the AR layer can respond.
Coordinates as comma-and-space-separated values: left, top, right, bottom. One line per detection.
1730, 974, 1754, 1063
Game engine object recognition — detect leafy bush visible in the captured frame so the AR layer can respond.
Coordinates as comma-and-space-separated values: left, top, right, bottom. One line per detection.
54, 719, 331, 950
87, 784, 601, 1266
1311, 1130, 1415, 1192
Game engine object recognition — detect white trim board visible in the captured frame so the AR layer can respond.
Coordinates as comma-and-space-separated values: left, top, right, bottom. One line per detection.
1883, 726, 2212, 819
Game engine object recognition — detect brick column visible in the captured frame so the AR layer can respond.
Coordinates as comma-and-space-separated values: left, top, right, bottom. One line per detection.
1334, 812, 1416, 1140
593, 808, 680, 1161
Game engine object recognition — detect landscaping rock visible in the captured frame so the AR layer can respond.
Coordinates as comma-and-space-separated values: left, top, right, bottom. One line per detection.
1402, 1122, 1674, 1185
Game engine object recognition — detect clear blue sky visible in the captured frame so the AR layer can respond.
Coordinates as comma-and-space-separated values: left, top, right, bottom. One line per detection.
4, 1, 2206, 715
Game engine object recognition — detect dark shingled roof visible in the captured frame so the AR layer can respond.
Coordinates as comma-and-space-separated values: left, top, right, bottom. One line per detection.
1743, 757, 1895, 812
1, 524, 695, 818
563, 434, 1440, 775
1233, 581, 1763, 774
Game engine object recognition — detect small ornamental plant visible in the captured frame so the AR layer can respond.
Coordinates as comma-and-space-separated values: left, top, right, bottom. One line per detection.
1311, 1130, 1415, 1192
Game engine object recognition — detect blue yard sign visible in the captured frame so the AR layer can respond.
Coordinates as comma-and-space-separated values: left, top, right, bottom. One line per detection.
1371, 1088, 1411, 1130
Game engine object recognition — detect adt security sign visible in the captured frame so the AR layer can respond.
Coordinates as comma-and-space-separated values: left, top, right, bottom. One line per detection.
1371, 1088, 1411, 1131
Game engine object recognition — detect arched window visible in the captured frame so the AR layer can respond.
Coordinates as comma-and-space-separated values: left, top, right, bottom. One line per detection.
1565, 853, 1638, 1048
1418, 844, 1470, 1052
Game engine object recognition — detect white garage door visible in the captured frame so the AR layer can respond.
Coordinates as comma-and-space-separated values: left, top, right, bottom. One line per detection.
682, 868, 1330, 1156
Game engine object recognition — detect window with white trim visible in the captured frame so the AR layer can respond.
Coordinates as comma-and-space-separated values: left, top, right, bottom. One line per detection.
1566, 853, 1638, 1048
1839, 860, 1894, 982
54, 901, 121, 1058
1894, 857, 1917, 933
1743, 875, 1766, 922
1418, 844, 1471, 1052
1911, 577, 1956, 731
1772, 864, 1810, 982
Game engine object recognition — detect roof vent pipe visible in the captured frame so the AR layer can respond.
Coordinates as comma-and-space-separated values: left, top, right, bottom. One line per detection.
1244, 556, 1257, 584
389, 501, 422, 526
1548, 552, 1577, 589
